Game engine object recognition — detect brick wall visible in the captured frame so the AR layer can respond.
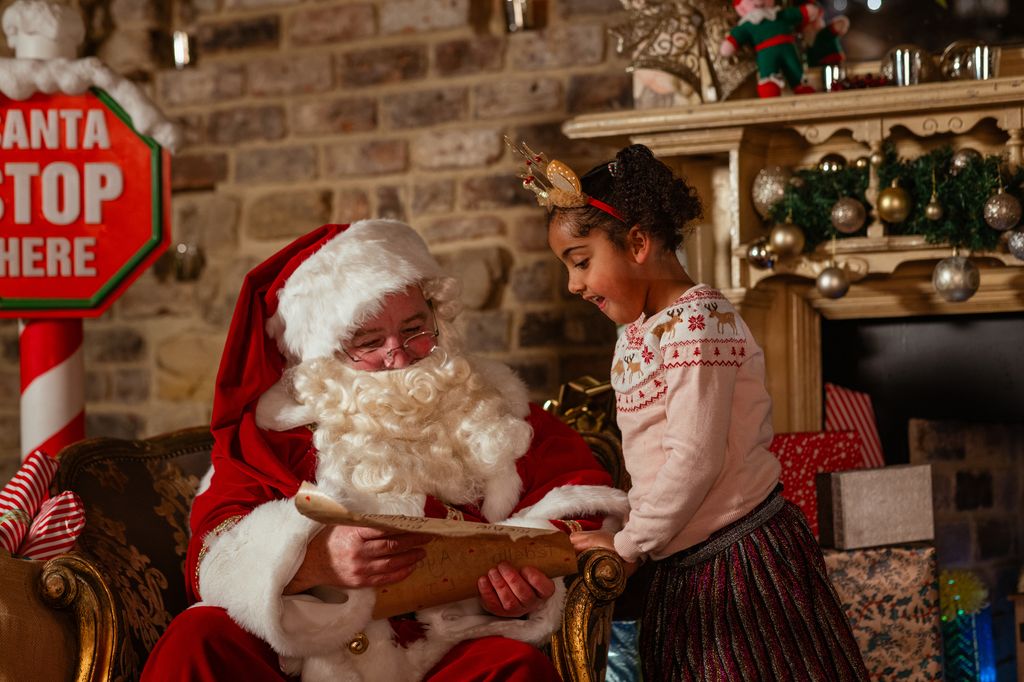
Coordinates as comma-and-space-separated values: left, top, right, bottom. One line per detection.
0, 0, 632, 477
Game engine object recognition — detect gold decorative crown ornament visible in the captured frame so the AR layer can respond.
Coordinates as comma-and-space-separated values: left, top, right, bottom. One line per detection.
505, 137, 588, 210
505, 137, 627, 222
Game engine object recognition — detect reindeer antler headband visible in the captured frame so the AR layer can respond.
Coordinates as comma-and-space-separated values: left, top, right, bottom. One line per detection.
504, 137, 625, 222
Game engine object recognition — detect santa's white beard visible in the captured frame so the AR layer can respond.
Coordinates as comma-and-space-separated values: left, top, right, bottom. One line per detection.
289, 349, 532, 511
740, 7, 779, 24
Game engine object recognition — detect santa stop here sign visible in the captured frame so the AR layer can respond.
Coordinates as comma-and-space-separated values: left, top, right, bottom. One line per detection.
0, 88, 170, 317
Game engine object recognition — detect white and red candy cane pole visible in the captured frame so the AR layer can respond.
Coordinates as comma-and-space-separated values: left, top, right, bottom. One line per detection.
19, 320, 85, 461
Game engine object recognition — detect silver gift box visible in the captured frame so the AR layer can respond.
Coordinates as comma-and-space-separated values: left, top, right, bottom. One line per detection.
816, 465, 934, 550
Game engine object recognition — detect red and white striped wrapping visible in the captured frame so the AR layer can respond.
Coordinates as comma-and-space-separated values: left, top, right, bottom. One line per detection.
18, 491, 86, 561
824, 382, 885, 468
0, 449, 58, 554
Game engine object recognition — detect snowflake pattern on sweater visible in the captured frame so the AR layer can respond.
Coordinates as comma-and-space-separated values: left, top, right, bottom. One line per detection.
611, 286, 749, 413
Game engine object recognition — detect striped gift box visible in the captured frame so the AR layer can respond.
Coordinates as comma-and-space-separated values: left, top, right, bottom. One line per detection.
0, 450, 58, 554
824, 382, 885, 468
18, 491, 86, 561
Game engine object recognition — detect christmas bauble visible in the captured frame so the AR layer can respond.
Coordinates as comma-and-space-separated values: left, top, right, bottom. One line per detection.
877, 181, 912, 223
950, 147, 981, 176
746, 238, 774, 269
1008, 230, 1024, 261
830, 197, 866, 234
932, 256, 980, 302
816, 266, 850, 299
853, 156, 870, 170
751, 166, 791, 220
925, 195, 944, 221
769, 221, 805, 258
818, 154, 846, 173
869, 151, 884, 167
983, 191, 1022, 231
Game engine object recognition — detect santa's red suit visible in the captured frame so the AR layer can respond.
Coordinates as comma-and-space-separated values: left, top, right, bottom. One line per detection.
142, 221, 628, 681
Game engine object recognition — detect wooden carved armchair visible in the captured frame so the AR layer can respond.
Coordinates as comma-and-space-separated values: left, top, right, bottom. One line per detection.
7, 378, 626, 682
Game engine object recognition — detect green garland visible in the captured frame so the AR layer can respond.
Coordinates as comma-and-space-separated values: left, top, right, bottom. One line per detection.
768, 145, 1024, 253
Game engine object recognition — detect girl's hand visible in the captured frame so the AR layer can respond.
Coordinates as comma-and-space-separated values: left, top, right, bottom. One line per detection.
570, 529, 616, 553
477, 563, 556, 618
570, 530, 641, 578
284, 525, 430, 594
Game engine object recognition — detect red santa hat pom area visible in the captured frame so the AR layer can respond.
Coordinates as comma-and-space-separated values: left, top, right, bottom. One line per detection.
267, 219, 456, 364
0, 449, 59, 555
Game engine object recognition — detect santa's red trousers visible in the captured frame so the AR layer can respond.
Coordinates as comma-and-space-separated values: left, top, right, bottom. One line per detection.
141, 606, 560, 681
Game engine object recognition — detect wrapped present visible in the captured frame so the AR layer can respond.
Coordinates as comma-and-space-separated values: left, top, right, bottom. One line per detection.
17, 491, 86, 561
0, 450, 58, 554
939, 570, 996, 682
824, 544, 943, 680
768, 430, 865, 537
817, 464, 934, 550
824, 383, 885, 467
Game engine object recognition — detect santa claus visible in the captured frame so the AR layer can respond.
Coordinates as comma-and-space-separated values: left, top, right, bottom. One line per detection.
142, 220, 628, 681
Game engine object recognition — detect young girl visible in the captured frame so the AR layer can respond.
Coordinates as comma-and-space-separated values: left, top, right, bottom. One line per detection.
535, 144, 868, 680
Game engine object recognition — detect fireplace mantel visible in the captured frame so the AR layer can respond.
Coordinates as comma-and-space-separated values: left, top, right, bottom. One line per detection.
562, 77, 1024, 433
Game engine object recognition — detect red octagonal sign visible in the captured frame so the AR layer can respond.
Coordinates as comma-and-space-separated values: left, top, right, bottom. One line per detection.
0, 88, 170, 317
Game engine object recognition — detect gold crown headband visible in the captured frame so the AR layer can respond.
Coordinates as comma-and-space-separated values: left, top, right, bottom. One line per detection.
504, 137, 625, 222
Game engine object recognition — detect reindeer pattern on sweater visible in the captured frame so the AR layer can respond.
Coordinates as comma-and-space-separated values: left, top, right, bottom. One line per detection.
610, 285, 750, 414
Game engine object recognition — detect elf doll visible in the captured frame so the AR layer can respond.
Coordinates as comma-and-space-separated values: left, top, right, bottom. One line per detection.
720, 0, 820, 98
800, 0, 850, 68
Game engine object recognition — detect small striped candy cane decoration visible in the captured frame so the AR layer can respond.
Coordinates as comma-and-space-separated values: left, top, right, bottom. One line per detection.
18, 491, 86, 561
19, 319, 86, 461
0, 449, 59, 554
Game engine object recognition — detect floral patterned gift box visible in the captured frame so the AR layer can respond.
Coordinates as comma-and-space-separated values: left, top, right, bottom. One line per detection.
824, 544, 943, 681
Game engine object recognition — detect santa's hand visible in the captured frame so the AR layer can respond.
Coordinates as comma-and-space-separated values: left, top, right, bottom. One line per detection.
285, 525, 430, 594
720, 39, 736, 57
477, 563, 556, 618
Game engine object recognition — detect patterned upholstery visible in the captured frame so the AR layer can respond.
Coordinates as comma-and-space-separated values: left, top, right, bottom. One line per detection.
50, 427, 213, 681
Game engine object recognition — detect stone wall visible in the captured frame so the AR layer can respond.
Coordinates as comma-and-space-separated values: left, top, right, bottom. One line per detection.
0, 0, 632, 477
909, 418, 1024, 679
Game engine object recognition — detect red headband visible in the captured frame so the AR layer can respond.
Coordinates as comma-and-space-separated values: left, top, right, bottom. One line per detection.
587, 197, 626, 222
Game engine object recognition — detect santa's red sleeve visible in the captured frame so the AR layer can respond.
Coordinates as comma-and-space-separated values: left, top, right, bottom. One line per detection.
503, 404, 629, 532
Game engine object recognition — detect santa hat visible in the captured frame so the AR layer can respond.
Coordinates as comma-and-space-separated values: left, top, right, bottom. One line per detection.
211, 219, 454, 443
267, 219, 451, 363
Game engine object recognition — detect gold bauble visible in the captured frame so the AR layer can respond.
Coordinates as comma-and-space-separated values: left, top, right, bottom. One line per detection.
769, 221, 806, 258
818, 153, 847, 173
870, 151, 884, 167
853, 156, 870, 170
830, 197, 866, 234
816, 265, 850, 299
950, 147, 981, 176
877, 180, 912, 223
925, 195, 944, 221
746, 238, 775, 270
751, 166, 792, 220
932, 256, 979, 302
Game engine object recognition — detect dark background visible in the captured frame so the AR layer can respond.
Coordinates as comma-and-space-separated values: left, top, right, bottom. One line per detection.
822, 311, 1024, 464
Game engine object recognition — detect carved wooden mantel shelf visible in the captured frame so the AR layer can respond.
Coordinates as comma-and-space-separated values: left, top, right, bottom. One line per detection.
564, 76, 1024, 160
562, 75, 1024, 433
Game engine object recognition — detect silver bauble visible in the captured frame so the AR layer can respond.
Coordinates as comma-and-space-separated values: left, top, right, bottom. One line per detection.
830, 197, 866, 234
816, 266, 850, 299
769, 221, 806, 258
925, 195, 944, 221
983, 191, 1022, 231
950, 147, 981, 176
932, 256, 980, 302
1008, 230, 1024, 261
751, 166, 791, 220
818, 153, 847, 173
746, 238, 775, 269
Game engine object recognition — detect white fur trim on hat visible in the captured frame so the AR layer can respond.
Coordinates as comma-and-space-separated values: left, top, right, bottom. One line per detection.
269, 219, 448, 363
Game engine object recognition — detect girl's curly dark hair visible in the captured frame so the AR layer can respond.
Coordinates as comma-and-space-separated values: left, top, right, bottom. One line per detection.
549, 144, 703, 252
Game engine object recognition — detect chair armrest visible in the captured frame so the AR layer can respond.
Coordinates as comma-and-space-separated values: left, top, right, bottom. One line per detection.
549, 548, 627, 682
40, 553, 118, 682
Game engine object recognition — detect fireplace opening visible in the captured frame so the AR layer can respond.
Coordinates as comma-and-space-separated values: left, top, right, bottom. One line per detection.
822, 311, 1024, 680
822, 311, 1024, 465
